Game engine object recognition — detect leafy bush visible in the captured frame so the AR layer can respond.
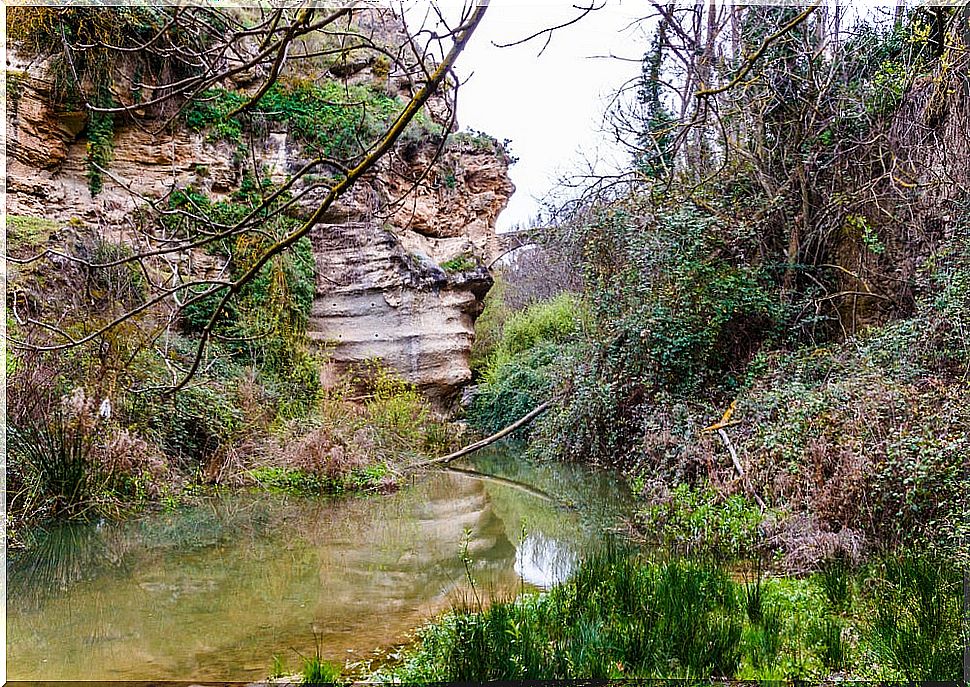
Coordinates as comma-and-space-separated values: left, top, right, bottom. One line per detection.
529, 206, 782, 469
87, 239, 147, 307
738, 343, 970, 553
635, 483, 767, 559
357, 360, 452, 456
246, 466, 321, 495
494, 292, 582, 360
131, 383, 242, 469
183, 79, 437, 160
468, 294, 583, 435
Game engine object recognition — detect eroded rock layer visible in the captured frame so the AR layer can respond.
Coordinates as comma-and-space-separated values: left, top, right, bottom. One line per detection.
6, 25, 514, 404
310, 222, 492, 400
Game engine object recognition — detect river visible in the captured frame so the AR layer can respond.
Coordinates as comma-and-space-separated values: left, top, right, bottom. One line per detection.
6, 445, 631, 681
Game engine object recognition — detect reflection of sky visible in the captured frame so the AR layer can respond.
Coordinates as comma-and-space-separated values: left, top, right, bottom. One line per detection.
7, 448, 630, 681
514, 532, 577, 588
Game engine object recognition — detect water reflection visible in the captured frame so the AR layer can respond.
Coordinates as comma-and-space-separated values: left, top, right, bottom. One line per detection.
7, 446, 630, 681
514, 532, 577, 588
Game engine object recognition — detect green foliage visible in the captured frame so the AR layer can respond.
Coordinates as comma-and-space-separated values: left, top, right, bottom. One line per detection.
469, 273, 510, 375
447, 128, 518, 163
467, 294, 583, 435
468, 342, 564, 436
592, 209, 780, 393
532, 207, 782, 467
635, 23, 676, 177
184, 79, 435, 160
496, 292, 582, 359
439, 254, 476, 273
270, 654, 287, 679
130, 383, 241, 468
247, 466, 321, 495
740, 345, 970, 551
862, 553, 966, 682
816, 557, 854, 614
6, 215, 58, 250
384, 548, 965, 682
635, 483, 767, 559
88, 239, 147, 307
7, 405, 105, 517
388, 548, 746, 681
8, 8, 186, 190
813, 616, 848, 671
844, 213, 885, 255
85, 89, 114, 196
301, 653, 342, 685
356, 360, 451, 456
168, 182, 321, 410
182, 89, 247, 142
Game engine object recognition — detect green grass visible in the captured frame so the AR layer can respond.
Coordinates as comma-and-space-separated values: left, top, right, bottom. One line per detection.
863, 553, 966, 682
6, 215, 58, 250
378, 548, 968, 683
7, 404, 104, 517
247, 466, 322, 495
439, 254, 477, 273
384, 547, 746, 681
301, 653, 342, 685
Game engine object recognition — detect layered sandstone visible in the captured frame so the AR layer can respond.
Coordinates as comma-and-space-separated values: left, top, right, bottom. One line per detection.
5, 31, 514, 404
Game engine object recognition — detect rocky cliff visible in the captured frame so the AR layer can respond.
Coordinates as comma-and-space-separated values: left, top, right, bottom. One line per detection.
5, 22, 514, 404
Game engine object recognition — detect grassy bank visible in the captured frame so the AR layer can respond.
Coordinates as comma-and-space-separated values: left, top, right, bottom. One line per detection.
375, 547, 967, 683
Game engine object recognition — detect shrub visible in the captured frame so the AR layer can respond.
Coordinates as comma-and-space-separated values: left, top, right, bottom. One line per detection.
387, 548, 745, 681
530, 206, 782, 469
439, 254, 477, 273
634, 483, 767, 559
7, 398, 105, 517
494, 292, 582, 360
469, 274, 510, 375
87, 239, 147, 307
468, 294, 583, 435
738, 346, 970, 552
131, 383, 242, 469
183, 79, 437, 160
6, 215, 58, 251
467, 341, 563, 435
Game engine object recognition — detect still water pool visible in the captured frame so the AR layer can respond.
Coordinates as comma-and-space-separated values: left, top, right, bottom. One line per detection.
6, 446, 631, 681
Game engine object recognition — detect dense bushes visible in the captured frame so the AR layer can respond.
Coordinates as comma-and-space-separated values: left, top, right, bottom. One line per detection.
497, 185, 969, 560
467, 293, 583, 434
525, 206, 781, 467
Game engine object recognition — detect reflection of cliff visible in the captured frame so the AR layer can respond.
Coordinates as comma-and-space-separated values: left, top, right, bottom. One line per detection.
6, 470, 532, 681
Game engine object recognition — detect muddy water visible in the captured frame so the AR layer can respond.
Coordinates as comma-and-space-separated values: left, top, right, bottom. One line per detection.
6, 446, 631, 681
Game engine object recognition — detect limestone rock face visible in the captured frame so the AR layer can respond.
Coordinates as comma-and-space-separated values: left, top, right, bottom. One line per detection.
5, 31, 514, 406
309, 223, 492, 400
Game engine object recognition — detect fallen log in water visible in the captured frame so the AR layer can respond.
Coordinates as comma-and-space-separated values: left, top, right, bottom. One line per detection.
407, 400, 552, 470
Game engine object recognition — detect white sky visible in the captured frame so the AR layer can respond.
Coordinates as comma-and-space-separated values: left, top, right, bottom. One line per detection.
447, 2, 650, 230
